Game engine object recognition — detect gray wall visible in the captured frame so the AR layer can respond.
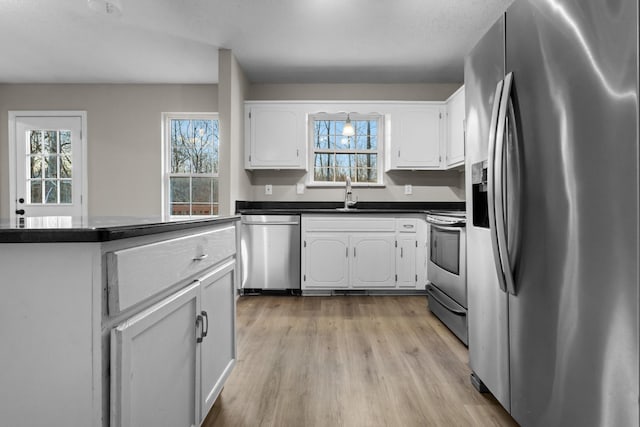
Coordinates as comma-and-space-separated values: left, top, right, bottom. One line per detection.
0, 84, 217, 218
218, 50, 252, 216
246, 83, 465, 203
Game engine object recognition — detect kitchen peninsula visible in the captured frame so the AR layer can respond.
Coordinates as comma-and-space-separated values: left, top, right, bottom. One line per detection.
0, 216, 239, 427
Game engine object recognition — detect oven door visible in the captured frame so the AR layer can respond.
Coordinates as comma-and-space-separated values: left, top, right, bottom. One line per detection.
428, 224, 467, 307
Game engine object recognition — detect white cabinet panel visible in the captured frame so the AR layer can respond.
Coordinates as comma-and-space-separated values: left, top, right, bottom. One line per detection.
304, 233, 349, 288
111, 282, 201, 427
396, 236, 418, 288
445, 86, 466, 168
388, 104, 444, 170
245, 103, 307, 169
199, 261, 237, 421
351, 234, 396, 288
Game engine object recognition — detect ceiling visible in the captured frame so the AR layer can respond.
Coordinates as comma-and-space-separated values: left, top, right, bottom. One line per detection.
0, 0, 513, 84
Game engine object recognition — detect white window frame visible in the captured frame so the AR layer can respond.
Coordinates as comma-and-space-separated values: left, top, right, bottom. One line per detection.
162, 112, 219, 220
307, 112, 385, 187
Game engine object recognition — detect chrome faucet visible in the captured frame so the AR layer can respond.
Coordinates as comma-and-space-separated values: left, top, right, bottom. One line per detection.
344, 176, 357, 209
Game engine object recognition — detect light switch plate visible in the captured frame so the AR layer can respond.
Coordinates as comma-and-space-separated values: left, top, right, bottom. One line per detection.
296, 183, 305, 195
404, 184, 412, 195
265, 184, 273, 195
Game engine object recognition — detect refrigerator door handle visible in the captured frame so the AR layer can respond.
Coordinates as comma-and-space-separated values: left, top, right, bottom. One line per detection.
494, 72, 518, 295
487, 78, 508, 293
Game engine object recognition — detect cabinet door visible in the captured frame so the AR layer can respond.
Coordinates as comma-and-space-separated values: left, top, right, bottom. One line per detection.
245, 104, 306, 169
350, 233, 396, 288
303, 233, 349, 288
199, 261, 237, 422
396, 236, 417, 288
390, 106, 443, 169
446, 86, 465, 168
111, 282, 201, 427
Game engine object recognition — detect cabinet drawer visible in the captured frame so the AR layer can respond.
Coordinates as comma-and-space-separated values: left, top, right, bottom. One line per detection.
107, 226, 236, 314
396, 219, 418, 233
304, 216, 395, 232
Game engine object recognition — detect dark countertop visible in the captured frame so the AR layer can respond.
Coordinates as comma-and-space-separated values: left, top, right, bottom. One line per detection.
236, 200, 465, 215
0, 215, 240, 243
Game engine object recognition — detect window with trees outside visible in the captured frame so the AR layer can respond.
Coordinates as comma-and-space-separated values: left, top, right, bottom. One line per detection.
309, 113, 383, 185
165, 114, 219, 218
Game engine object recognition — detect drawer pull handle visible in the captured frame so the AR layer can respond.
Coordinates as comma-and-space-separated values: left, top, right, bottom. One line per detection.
193, 254, 209, 261
403, 224, 414, 229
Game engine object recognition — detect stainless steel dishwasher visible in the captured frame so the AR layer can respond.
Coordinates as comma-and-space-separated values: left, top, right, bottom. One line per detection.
240, 214, 300, 292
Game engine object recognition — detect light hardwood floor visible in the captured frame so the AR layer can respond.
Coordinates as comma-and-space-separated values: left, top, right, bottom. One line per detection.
203, 296, 517, 427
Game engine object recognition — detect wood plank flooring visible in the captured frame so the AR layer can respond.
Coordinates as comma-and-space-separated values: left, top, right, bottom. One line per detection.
203, 296, 517, 427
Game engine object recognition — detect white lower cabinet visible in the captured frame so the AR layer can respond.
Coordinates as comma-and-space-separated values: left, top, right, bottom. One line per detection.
304, 233, 350, 288
199, 263, 236, 421
0, 221, 238, 427
350, 234, 396, 288
396, 235, 418, 287
302, 215, 426, 291
111, 282, 201, 427
111, 261, 237, 427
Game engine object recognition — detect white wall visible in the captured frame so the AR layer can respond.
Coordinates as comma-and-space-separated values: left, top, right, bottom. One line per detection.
245, 83, 465, 203
0, 84, 217, 218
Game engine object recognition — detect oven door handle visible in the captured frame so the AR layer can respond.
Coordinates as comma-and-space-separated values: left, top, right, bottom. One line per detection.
427, 223, 464, 232
426, 285, 466, 316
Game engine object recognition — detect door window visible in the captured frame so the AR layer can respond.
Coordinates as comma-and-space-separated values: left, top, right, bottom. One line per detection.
430, 227, 460, 275
11, 113, 86, 221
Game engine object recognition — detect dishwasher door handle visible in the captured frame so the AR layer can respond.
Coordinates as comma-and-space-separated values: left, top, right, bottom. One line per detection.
242, 221, 300, 225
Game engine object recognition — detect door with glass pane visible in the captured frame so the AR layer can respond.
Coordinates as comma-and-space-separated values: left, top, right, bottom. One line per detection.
12, 114, 85, 220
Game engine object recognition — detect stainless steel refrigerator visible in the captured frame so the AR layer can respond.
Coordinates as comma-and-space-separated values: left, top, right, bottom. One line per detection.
465, 1, 639, 425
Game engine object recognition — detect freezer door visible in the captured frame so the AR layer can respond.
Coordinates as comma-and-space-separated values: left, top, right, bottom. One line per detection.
505, 0, 639, 426
464, 15, 511, 411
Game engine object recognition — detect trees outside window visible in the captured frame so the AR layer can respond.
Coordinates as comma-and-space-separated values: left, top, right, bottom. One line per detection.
309, 113, 383, 185
164, 114, 219, 218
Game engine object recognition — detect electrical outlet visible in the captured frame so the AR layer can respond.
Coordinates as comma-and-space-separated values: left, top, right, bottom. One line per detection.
265, 184, 273, 195
296, 183, 305, 195
404, 184, 413, 195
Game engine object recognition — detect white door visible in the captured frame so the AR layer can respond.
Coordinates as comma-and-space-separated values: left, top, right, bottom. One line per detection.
111, 282, 201, 427
303, 233, 349, 288
199, 262, 236, 422
247, 106, 305, 168
396, 236, 417, 287
10, 112, 86, 221
392, 106, 443, 169
350, 233, 396, 288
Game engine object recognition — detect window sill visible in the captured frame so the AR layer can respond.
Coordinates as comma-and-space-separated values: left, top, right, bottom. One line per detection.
305, 182, 386, 188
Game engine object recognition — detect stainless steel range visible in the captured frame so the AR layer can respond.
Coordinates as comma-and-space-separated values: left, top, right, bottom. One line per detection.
426, 210, 467, 344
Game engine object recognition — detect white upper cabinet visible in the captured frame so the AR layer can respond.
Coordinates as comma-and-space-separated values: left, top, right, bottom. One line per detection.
386, 103, 444, 170
244, 102, 307, 170
445, 86, 465, 168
